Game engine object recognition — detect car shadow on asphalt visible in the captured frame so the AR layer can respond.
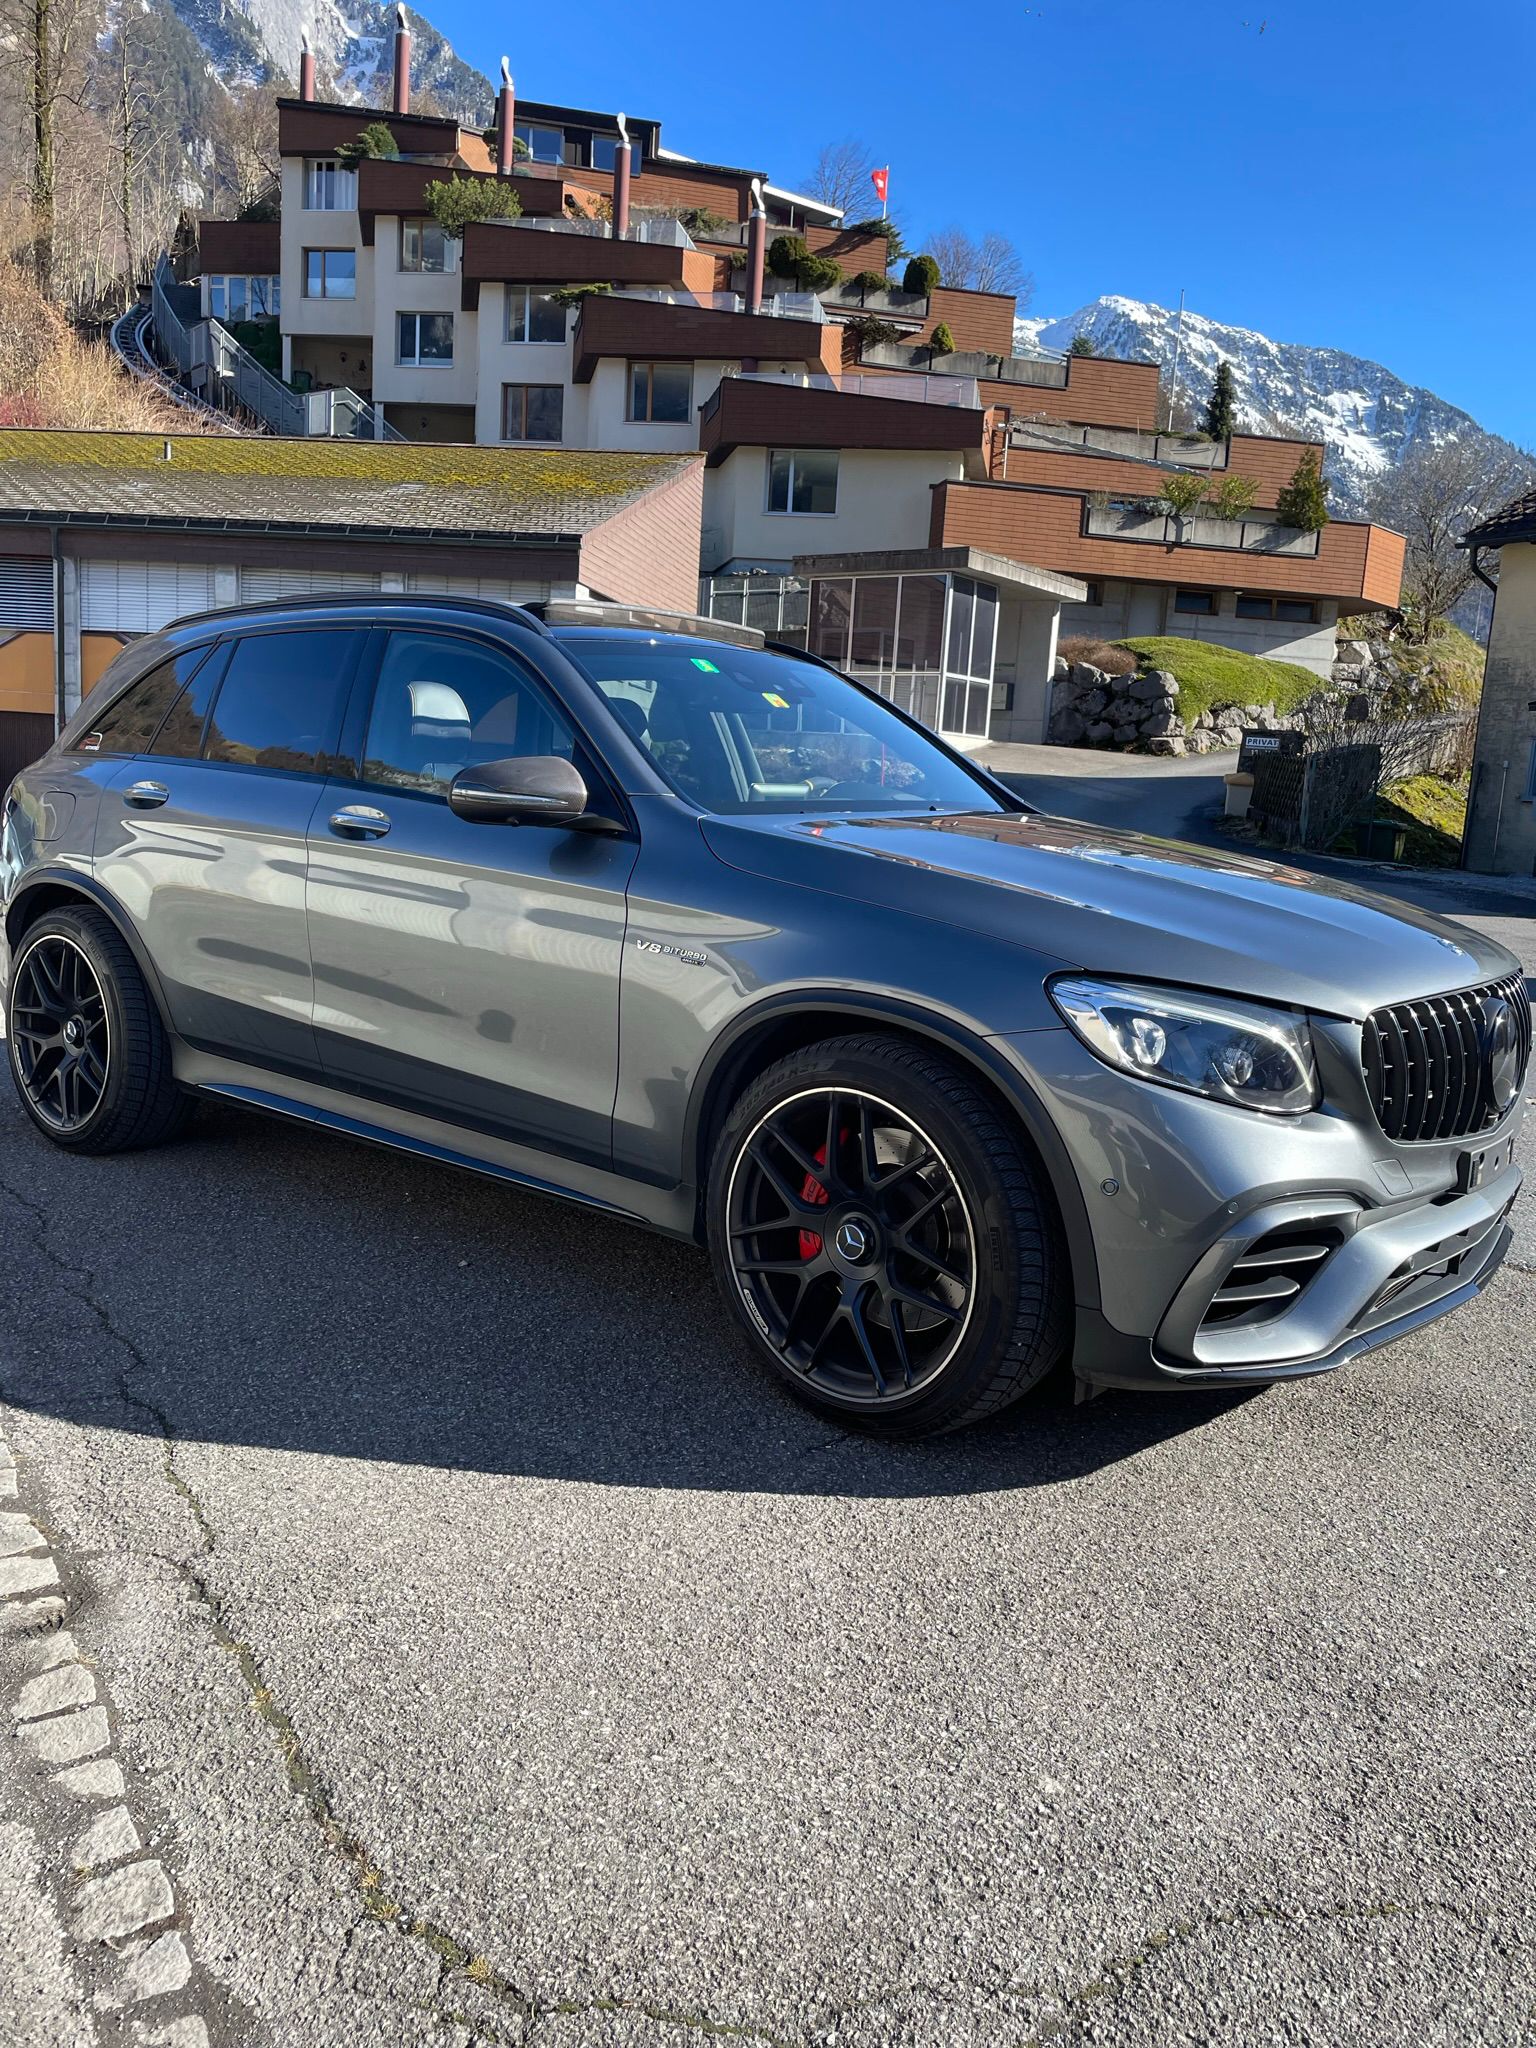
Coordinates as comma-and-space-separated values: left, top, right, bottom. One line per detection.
2, 1100, 1261, 1502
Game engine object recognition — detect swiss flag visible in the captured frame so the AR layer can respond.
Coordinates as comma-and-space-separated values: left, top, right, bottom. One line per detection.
870, 166, 889, 203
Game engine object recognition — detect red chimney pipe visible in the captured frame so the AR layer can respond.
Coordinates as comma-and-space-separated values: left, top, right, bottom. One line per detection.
613, 114, 632, 239
392, 5, 411, 115
496, 56, 515, 177
746, 178, 766, 315
298, 29, 316, 102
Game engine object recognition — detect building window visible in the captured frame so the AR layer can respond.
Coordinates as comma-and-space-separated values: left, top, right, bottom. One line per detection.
1172, 588, 1217, 616
398, 312, 454, 366
401, 218, 453, 273
1081, 580, 1102, 606
767, 449, 838, 516
502, 384, 563, 442
628, 362, 692, 424
304, 249, 355, 299
1235, 594, 1319, 623
303, 159, 356, 211
209, 275, 280, 321
505, 289, 565, 344
513, 122, 564, 165
590, 134, 634, 171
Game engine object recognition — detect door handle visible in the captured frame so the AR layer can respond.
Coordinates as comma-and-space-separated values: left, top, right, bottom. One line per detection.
328, 804, 391, 839
123, 779, 170, 809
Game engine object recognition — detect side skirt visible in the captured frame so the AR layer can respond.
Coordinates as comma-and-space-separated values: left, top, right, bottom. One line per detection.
174, 1050, 698, 1241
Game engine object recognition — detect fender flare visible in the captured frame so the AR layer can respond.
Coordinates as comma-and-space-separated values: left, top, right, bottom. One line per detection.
685, 988, 1100, 1311
5, 870, 179, 1041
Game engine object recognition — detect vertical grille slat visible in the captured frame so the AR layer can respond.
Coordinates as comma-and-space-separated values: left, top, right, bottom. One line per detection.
1362, 974, 1532, 1144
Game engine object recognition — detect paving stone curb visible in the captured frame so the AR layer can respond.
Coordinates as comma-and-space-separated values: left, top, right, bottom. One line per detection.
0, 1428, 211, 2046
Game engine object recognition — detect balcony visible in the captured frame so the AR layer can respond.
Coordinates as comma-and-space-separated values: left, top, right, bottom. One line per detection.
572, 291, 832, 381
818, 279, 930, 325
459, 218, 693, 297
858, 339, 1071, 388
699, 374, 984, 464
932, 478, 1406, 608
1012, 418, 1224, 470
1085, 501, 1320, 558
355, 156, 571, 241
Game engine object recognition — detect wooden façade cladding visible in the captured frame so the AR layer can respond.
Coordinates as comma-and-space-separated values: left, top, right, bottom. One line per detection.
916, 287, 1016, 358
196, 219, 280, 274
572, 294, 842, 382
277, 99, 474, 161
930, 480, 1407, 607
1002, 433, 1328, 505
699, 378, 984, 463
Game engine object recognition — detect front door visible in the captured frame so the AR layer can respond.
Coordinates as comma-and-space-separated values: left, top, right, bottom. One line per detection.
92, 625, 366, 1074
305, 626, 637, 1166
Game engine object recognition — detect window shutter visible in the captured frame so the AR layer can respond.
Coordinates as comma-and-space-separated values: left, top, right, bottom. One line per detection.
0, 557, 53, 631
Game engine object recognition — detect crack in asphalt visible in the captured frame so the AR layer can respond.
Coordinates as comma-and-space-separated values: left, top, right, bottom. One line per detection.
0, 1170, 795, 2048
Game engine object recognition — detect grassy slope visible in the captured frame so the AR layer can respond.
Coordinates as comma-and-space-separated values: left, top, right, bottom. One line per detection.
1116, 635, 1321, 724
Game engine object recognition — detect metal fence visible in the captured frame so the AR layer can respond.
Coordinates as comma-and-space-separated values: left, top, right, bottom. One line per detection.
150, 257, 401, 441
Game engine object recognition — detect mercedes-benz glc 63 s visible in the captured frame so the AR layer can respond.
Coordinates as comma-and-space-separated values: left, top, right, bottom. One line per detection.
3, 596, 1527, 1435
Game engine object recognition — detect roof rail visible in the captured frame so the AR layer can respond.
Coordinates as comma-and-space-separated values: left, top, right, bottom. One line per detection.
525, 600, 765, 647
160, 591, 555, 634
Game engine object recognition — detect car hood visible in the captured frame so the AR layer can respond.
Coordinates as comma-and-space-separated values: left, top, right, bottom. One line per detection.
701, 809, 1518, 1020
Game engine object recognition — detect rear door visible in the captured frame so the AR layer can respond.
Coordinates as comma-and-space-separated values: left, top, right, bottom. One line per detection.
305, 625, 638, 1165
92, 624, 365, 1073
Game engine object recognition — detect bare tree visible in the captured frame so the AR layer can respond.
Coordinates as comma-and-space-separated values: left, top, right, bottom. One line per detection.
208, 81, 281, 217
920, 224, 1032, 305
0, 0, 98, 296
803, 138, 876, 218
1368, 438, 1536, 641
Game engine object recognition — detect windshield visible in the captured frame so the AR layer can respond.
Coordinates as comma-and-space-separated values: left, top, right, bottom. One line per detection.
561, 638, 1007, 817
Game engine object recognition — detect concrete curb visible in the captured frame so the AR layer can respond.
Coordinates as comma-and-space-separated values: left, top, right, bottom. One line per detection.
0, 1430, 211, 2045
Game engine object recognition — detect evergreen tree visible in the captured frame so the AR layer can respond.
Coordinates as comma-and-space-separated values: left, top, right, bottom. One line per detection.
1275, 448, 1330, 532
1068, 332, 1096, 356
1202, 360, 1236, 441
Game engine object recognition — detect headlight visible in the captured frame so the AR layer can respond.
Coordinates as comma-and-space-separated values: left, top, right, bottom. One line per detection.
1049, 977, 1319, 1114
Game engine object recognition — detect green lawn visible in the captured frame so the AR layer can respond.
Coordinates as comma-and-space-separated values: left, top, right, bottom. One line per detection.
1116, 635, 1321, 725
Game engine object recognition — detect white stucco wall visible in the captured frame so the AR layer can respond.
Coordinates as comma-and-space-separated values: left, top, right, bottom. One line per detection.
1465, 542, 1536, 873
280, 159, 370, 341
370, 212, 477, 409
701, 447, 961, 573
1058, 580, 1341, 673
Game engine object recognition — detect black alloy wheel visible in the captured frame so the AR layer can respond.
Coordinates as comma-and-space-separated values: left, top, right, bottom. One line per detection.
726, 1085, 977, 1405
9, 933, 112, 1134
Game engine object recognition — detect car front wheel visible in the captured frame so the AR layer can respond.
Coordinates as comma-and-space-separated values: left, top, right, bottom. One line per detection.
708, 1033, 1071, 1436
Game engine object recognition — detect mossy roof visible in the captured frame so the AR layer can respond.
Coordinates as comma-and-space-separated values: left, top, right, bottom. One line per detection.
0, 431, 699, 538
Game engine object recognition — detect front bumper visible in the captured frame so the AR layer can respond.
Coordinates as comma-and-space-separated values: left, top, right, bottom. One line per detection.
991, 1021, 1525, 1394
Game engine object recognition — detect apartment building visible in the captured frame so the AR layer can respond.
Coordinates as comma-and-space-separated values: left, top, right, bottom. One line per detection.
178, 16, 1404, 748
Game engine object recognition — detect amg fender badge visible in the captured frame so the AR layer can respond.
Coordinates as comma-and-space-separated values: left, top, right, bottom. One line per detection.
634, 938, 707, 967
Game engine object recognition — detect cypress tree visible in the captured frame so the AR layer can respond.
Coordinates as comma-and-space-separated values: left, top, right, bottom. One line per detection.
1275, 448, 1330, 532
1202, 360, 1236, 441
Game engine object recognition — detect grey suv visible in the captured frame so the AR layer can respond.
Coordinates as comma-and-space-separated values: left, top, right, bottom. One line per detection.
3, 596, 1527, 1435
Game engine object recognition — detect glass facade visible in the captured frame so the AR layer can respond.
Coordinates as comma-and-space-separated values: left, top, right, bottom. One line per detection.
698, 574, 810, 645
803, 572, 999, 742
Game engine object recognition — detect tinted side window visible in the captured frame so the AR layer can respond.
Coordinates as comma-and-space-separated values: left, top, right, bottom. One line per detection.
203, 630, 361, 775
150, 642, 231, 759
74, 648, 213, 757
360, 632, 574, 797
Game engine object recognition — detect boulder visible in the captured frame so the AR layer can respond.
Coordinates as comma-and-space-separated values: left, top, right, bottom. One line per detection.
1076, 688, 1109, 719
1053, 655, 1070, 680
1083, 720, 1115, 745
1049, 710, 1087, 747
1193, 710, 1215, 731
1129, 672, 1175, 703
1110, 722, 1140, 749
1243, 703, 1264, 721
1336, 639, 1372, 667
1069, 661, 1109, 693
1143, 735, 1187, 757
1140, 710, 1182, 739
1108, 672, 1135, 695
1185, 730, 1216, 754
1331, 662, 1367, 687
1148, 669, 1180, 697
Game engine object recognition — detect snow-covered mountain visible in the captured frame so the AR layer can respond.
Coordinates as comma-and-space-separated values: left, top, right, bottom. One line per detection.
154, 0, 492, 124
1015, 295, 1525, 521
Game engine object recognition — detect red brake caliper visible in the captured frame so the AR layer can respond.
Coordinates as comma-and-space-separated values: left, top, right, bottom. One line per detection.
799, 1143, 830, 1260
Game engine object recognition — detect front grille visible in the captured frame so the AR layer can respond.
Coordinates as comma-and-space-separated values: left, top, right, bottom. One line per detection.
1198, 1226, 1343, 1333
1361, 975, 1531, 1143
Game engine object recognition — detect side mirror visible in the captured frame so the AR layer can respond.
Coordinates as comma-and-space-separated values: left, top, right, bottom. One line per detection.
448, 755, 590, 827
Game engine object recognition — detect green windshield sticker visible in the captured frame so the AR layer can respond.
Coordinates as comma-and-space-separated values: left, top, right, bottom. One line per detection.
690, 656, 720, 672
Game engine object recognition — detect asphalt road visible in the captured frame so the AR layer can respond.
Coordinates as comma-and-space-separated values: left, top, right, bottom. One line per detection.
2, 873, 1534, 2046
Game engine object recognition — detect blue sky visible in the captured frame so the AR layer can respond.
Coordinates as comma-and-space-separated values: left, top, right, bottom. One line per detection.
426, 0, 1535, 447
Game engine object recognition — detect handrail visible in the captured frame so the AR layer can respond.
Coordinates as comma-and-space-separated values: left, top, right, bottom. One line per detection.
149, 255, 402, 440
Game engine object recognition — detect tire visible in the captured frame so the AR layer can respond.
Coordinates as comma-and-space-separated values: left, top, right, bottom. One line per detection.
708, 1033, 1071, 1437
6, 905, 192, 1155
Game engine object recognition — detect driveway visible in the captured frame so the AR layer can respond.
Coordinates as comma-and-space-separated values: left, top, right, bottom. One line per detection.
2, 851, 1534, 2045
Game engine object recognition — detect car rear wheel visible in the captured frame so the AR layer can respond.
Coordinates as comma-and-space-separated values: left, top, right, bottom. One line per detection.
708, 1034, 1071, 1436
7, 906, 192, 1154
